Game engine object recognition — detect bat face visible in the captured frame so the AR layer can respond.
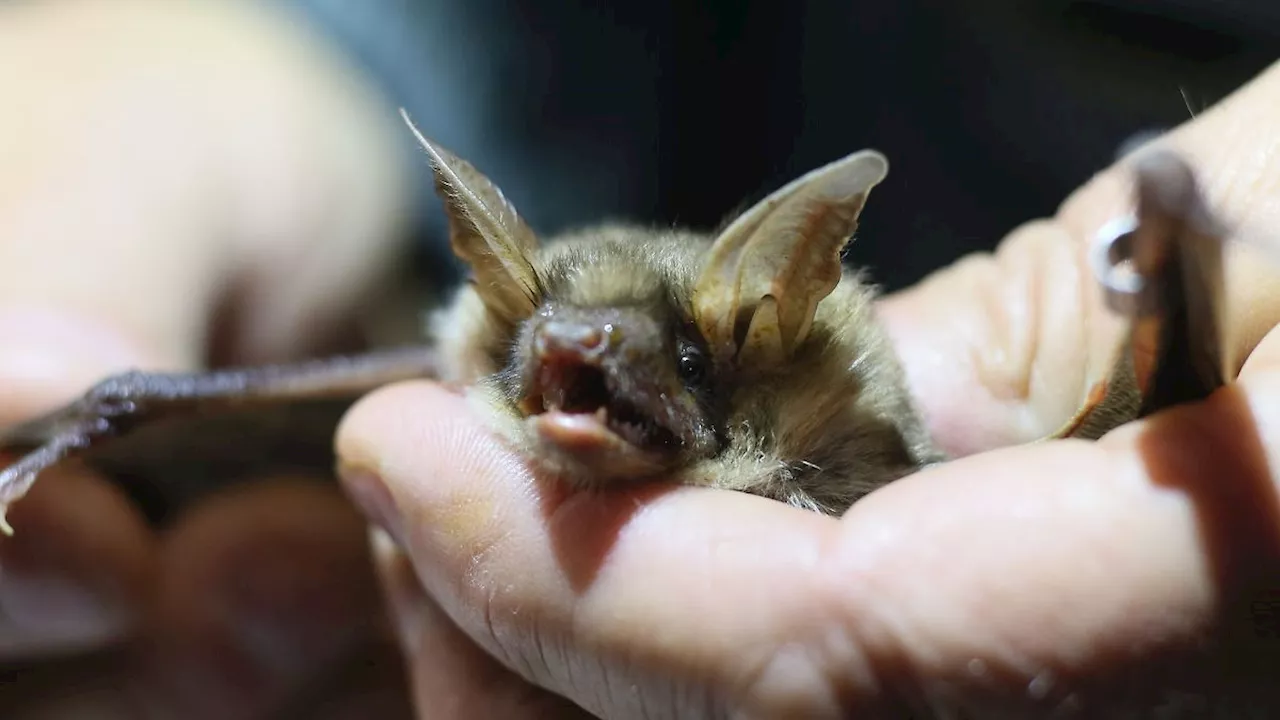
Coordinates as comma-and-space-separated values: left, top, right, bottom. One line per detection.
501, 230, 722, 484
409, 115, 943, 513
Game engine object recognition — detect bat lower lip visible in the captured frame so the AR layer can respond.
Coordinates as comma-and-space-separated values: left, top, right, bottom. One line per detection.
533, 411, 628, 450
530, 411, 672, 481
532, 408, 677, 453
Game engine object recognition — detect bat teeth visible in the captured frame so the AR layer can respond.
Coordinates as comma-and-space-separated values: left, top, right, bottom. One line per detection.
537, 366, 563, 411
543, 387, 566, 412
594, 406, 608, 422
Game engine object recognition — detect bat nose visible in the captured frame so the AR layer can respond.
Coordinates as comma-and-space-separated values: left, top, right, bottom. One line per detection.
534, 321, 608, 362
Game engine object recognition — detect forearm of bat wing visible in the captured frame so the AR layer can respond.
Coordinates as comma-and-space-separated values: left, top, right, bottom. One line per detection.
0, 346, 439, 535
85, 345, 441, 404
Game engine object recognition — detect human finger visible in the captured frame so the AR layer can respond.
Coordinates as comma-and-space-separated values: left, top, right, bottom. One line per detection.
0, 0, 412, 380
876, 59, 1280, 456
134, 478, 405, 720
0, 478, 413, 719
338, 382, 855, 718
367, 529, 597, 719
339, 337, 1280, 717
0, 0, 411, 658
0, 465, 154, 660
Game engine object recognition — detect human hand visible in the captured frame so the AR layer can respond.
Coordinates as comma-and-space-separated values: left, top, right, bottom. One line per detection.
0, 0, 417, 716
335, 62, 1280, 717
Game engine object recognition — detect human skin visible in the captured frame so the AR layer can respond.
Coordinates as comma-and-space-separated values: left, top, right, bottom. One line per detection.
1, 0, 1278, 716
0, 0, 417, 717
334, 62, 1280, 717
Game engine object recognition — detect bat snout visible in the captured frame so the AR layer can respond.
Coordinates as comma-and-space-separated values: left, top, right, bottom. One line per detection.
533, 320, 609, 364
518, 311, 685, 461
520, 316, 613, 418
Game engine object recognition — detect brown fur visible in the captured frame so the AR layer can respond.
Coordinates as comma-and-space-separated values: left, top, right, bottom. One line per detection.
402, 113, 943, 516
428, 222, 941, 515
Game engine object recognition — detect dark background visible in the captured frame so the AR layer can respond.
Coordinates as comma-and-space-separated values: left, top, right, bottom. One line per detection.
404, 0, 1278, 292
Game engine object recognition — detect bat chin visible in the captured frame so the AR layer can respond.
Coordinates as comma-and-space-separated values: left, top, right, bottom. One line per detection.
525, 411, 675, 487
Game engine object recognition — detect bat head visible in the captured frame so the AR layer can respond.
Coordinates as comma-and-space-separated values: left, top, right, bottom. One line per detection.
403, 113, 720, 483
405, 111, 935, 506
503, 230, 723, 482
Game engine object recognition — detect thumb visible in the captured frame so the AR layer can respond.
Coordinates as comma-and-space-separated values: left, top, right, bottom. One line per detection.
0, 0, 412, 421
877, 59, 1280, 457
0, 0, 410, 659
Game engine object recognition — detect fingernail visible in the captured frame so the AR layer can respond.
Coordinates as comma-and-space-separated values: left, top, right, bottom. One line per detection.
0, 471, 138, 654
0, 520, 135, 650
0, 565, 131, 652
341, 469, 405, 548
0, 307, 160, 423
0, 309, 155, 650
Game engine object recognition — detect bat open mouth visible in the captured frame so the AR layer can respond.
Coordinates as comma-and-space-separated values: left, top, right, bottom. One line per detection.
520, 360, 681, 453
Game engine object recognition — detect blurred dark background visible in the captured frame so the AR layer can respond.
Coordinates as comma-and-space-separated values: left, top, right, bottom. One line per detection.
322, 0, 1279, 292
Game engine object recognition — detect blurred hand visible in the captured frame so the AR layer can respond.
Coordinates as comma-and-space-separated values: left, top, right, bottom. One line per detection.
335, 62, 1280, 717
0, 0, 416, 717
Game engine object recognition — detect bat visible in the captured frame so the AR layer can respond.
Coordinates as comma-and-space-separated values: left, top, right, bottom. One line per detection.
0, 111, 1231, 533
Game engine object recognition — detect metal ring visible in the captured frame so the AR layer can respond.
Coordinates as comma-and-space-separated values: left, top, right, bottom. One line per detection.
1088, 213, 1157, 317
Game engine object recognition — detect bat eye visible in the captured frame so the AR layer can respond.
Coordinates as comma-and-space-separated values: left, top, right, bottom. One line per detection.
677, 344, 709, 387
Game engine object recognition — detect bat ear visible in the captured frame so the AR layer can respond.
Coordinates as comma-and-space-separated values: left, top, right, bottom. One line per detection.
400, 109, 543, 325
692, 149, 888, 367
